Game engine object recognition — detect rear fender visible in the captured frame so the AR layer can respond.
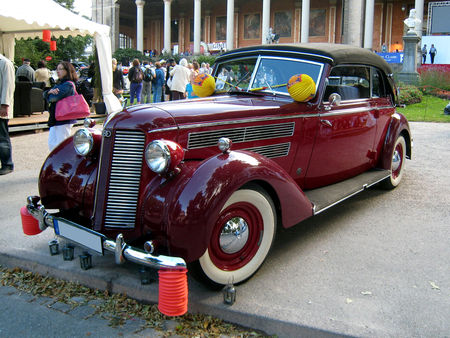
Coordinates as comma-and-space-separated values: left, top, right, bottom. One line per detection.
379, 113, 412, 169
146, 150, 313, 262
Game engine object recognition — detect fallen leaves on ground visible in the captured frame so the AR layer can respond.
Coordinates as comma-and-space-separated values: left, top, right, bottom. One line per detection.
0, 266, 268, 337
429, 281, 440, 290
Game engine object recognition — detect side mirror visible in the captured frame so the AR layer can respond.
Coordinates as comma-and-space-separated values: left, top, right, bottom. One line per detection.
326, 93, 341, 110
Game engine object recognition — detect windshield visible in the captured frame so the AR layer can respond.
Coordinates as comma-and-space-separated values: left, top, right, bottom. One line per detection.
214, 57, 257, 92
213, 56, 324, 95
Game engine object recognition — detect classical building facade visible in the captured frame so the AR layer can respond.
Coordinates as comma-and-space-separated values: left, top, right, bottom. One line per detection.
92, 0, 438, 55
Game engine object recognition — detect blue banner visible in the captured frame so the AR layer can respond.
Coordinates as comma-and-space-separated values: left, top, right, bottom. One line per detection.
376, 52, 404, 63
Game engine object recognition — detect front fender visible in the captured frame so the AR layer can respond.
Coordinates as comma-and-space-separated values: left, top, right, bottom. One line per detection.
144, 150, 313, 262
39, 132, 100, 219
380, 112, 412, 170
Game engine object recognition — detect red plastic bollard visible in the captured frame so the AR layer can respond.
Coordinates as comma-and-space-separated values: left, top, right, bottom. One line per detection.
20, 206, 42, 235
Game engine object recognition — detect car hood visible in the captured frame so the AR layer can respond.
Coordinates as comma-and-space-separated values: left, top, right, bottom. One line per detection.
105, 94, 303, 132
151, 94, 292, 126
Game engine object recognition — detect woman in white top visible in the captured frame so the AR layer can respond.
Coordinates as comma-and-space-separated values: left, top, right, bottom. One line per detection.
169, 58, 191, 100
35, 60, 53, 89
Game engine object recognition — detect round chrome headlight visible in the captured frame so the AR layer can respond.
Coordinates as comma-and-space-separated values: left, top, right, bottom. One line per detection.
73, 128, 93, 156
145, 140, 171, 173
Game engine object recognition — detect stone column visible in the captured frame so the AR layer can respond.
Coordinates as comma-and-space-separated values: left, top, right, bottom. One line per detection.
363, 0, 375, 49
194, 0, 201, 54
396, 31, 420, 84
261, 0, 271, 44
135, 0, 145, 52
113, 1, 120, 53
163, 0, 172, 53
414, 0, 424, 38
301, 0, 310, 43
226, 0, 234, 50
343, 0, 363, 46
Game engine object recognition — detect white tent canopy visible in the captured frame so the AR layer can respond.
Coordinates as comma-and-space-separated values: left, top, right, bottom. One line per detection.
0, 0, 121, 114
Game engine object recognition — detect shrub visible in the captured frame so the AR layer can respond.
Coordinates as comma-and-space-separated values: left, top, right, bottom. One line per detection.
113, 48, 144, 66
398, 84, 423, 105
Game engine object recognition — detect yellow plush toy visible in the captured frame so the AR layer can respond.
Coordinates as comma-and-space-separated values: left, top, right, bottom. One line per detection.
287, 74, 316, 102
192, 73, 216, 97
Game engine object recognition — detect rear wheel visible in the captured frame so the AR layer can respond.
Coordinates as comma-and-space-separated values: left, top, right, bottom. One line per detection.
191, 187, 276, 289
382, 135, 406, 189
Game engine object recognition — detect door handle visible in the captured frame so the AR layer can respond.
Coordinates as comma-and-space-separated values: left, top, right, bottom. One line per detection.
321, 119, 333, 127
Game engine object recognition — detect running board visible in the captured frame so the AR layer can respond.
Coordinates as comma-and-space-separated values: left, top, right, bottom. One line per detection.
304, 170, 391, 215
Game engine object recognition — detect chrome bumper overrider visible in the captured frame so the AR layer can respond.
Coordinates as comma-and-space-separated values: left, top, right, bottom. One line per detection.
26, 196, 186, 270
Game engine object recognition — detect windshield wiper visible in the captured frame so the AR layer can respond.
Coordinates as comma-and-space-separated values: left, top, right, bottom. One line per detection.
248, 82, 287, 94
227, 71, 251, 92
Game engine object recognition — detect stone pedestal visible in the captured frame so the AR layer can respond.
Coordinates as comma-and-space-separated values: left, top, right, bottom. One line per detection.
396, 32, 421, 84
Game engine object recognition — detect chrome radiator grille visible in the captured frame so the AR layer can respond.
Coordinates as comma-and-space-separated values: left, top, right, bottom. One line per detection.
104, 130, 146, 228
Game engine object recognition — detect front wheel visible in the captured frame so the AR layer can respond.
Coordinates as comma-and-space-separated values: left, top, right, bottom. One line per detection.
191, 187, 276, 289
382, 135, 406, 189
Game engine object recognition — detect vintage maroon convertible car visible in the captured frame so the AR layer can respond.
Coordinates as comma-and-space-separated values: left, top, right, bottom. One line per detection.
24, 43, 411, 288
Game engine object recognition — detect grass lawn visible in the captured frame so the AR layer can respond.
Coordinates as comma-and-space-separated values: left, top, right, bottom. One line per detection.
397, 95, 450, 122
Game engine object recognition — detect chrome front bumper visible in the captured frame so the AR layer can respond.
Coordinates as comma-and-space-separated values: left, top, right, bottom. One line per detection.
26, 196, 186, 270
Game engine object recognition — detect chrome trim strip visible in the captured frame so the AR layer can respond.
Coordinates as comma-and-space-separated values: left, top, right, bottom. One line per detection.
179, 113, 318, 130
313, 188, 365, 215
92, 129, 108, 221
313, 173, 390, 215
148, 126, 178, 134
218, 48, 334, 63
320, 107, 372, 117
375, 105, 393, 110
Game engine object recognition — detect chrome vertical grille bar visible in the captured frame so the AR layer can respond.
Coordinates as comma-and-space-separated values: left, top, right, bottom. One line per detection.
104, 130, 146, 228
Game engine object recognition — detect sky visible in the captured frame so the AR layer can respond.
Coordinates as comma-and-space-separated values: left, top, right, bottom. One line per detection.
73, 0, 92, 18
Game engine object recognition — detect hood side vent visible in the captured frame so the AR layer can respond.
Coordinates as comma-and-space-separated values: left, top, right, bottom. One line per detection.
187, 122, 295, 149
245, 142, 291, 159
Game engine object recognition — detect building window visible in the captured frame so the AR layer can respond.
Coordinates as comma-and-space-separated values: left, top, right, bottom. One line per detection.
172, 20, 179, 43
190, 18, 205, 42
119, 33, 132, 49
274, 11, 292, 38
310, 9, 327, 37
216, 16, 227, 41
243, 14, 261, 40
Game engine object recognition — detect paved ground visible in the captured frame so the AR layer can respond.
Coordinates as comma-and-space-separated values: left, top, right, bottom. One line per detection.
0, 122, 449, 337
0, 283, 169, 337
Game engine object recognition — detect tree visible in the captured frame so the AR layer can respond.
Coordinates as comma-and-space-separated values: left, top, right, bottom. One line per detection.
113, 48, 145, 66
54, 0, 75, 11
15, 35, 93, 70
14, 0, 93, 69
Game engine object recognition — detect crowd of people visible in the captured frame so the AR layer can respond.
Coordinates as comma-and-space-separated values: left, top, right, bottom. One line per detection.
112, 57, 212, 105
1, 53, 214, 175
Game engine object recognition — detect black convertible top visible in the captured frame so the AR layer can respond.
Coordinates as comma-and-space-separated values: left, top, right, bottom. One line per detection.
217, 43, 393, 75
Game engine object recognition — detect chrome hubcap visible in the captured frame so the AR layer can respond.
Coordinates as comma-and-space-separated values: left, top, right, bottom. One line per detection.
219, 217, 249, 254
392, 149, 401, 172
